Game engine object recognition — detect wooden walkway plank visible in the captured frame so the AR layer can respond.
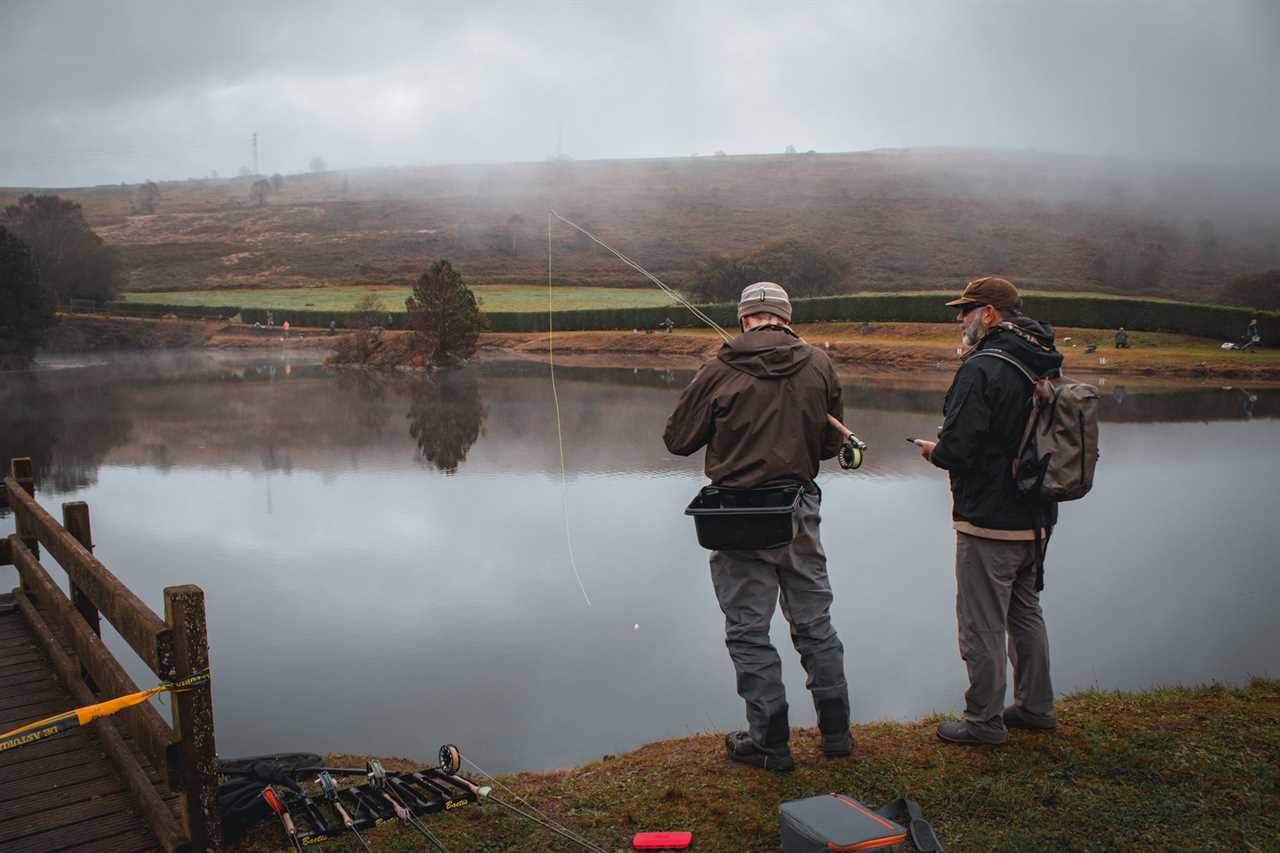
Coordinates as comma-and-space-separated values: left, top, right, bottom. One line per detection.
0, 737, 106, 783
0, 657, 49, 677
0, 758, 119, 805
0, 774, 127, 823
0, 685, 63, 713
0, 729, 105, 772
0, 807, 156, 853
0, 790, 142, 843
0, 667, 60, 688
0, 610, 163, 853
54, 827, 163, 853
0, 696, 70, 728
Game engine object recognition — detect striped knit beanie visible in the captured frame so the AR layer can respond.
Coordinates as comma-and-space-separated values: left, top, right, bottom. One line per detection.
737, 281, 792, 323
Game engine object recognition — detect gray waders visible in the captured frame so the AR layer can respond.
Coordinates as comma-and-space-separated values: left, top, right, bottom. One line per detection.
710, 489, 850, 757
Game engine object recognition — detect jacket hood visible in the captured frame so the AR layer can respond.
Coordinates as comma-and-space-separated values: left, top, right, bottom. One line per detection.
975, 315, 1064, 376
718, 324, 814, 378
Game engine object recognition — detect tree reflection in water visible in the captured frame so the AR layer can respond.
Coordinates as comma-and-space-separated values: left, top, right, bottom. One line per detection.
0, 369, 133, 505
406, 369, 487, 474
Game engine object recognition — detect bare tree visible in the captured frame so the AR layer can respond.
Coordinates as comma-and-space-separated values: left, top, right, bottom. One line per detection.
309, 156, 327, 173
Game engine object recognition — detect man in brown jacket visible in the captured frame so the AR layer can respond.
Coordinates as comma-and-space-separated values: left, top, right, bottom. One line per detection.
664, 282, 850, 772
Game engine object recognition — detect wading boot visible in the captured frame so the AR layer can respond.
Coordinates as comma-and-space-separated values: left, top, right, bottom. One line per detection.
936, 720, 1007, 746
820, 730, 853, 757
818, 698, 853, 757
724, 731, 795, 773
1003, 705, 1058, 732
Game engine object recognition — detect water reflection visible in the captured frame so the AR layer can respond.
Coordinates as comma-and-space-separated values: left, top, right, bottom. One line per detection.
5, 356, 1278, 496
407, 370, 487, 474
0, 367, 133, 500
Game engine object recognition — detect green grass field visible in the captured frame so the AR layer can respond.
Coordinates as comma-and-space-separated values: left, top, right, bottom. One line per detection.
122, 284, 675, 312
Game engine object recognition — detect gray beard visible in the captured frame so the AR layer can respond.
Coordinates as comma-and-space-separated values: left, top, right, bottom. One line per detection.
960, 312, 987, 349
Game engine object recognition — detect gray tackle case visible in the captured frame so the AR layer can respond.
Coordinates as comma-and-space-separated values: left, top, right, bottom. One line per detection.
779, 794, 942, 853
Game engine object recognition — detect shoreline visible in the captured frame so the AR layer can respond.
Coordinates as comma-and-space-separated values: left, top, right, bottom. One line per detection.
230, 678, 1280, 852
34, 313, 1280, 382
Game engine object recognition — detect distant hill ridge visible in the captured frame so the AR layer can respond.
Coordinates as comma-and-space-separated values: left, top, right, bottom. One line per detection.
3, 148, 1276, 304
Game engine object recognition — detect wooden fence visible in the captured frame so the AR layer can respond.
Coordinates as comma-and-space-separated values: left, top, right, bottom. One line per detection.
1, 458, 221, 851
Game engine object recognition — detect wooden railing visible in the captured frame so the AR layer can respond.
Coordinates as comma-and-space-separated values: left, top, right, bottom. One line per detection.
1, 457, 222, 852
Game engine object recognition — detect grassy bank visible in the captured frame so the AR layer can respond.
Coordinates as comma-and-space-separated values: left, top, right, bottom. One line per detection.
483, 322, 1280, 380
232, 679, 1279, 852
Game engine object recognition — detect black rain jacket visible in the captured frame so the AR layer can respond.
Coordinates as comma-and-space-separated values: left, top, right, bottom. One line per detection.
930, 317, 1064, 531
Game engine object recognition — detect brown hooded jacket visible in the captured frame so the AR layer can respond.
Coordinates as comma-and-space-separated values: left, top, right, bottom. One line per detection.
663, 324, 843, 488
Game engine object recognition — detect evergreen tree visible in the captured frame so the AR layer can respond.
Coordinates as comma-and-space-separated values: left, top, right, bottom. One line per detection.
404, 260, 483, 366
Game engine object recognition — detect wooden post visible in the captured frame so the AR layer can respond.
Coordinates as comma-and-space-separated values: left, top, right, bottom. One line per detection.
10, 458, 37, 593
63, 501, 101, 691
164, 585, 222, 852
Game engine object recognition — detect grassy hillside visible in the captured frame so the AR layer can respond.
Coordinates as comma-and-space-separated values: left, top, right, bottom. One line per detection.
4, 149, 1277, 303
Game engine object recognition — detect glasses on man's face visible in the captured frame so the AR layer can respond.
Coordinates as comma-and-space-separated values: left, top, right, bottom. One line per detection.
957, 303, 988, 321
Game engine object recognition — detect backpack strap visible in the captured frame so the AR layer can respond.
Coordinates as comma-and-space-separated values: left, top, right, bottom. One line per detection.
969, 348, 1037, 385
972, 349, 1054, 590
874, 799, 944, 852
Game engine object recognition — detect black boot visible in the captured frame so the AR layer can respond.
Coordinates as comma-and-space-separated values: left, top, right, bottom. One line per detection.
724, 732, 795, 773
817, 698, 852, 757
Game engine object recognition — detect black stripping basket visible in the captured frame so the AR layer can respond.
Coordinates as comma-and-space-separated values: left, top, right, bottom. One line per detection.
684, 483, 802, 551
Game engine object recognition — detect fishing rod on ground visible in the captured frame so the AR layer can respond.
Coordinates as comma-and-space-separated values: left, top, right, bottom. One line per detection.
547, 210, 869, 471
366, 759, 451, 853
318, 770, 374, 852
261, 786, 304, 853
446, 751, 612, 853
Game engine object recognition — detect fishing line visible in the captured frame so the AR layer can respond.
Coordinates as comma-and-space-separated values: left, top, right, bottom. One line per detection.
548, 210, 732, 343
548, 212, 593, 607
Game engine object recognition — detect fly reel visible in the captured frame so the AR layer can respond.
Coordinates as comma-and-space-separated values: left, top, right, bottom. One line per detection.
838, 436, 866, 470
439, 743, 462, 775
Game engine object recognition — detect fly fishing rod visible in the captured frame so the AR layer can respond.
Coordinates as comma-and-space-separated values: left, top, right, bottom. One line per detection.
549, 210, 869, 468
442, 758, 610, 853
317, 770, 374, 852
366, 760, 451, 853
261, 786, 304, 853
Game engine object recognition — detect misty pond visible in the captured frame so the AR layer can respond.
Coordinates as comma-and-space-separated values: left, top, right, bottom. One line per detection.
1, 351, 1277, 773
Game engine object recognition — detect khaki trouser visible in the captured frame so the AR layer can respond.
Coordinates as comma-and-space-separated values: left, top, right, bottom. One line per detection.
710, 491, 849, 755
955, 532, 1055, 737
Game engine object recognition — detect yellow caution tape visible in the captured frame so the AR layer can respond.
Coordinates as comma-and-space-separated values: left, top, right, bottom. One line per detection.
0, 669, 209, 753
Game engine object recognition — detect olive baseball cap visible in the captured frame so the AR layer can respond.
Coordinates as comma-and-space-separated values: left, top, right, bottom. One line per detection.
945, 276, 1021, 311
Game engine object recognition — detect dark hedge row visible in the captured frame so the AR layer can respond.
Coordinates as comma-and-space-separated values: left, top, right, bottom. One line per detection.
222, 293, 1277, 342
107, 301, 242, 320
482, 292, 1277, 342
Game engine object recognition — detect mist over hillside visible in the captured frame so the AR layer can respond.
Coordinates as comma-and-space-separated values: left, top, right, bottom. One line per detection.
4, 148, 1276, 304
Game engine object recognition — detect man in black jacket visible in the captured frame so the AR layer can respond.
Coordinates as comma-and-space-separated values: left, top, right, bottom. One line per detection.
913, 277, 1063, 745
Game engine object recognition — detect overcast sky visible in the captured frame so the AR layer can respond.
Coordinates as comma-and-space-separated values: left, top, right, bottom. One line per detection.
1, 0, 1277, 187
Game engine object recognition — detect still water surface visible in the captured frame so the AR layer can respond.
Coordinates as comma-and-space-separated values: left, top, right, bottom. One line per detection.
1, 352, 1277, 772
